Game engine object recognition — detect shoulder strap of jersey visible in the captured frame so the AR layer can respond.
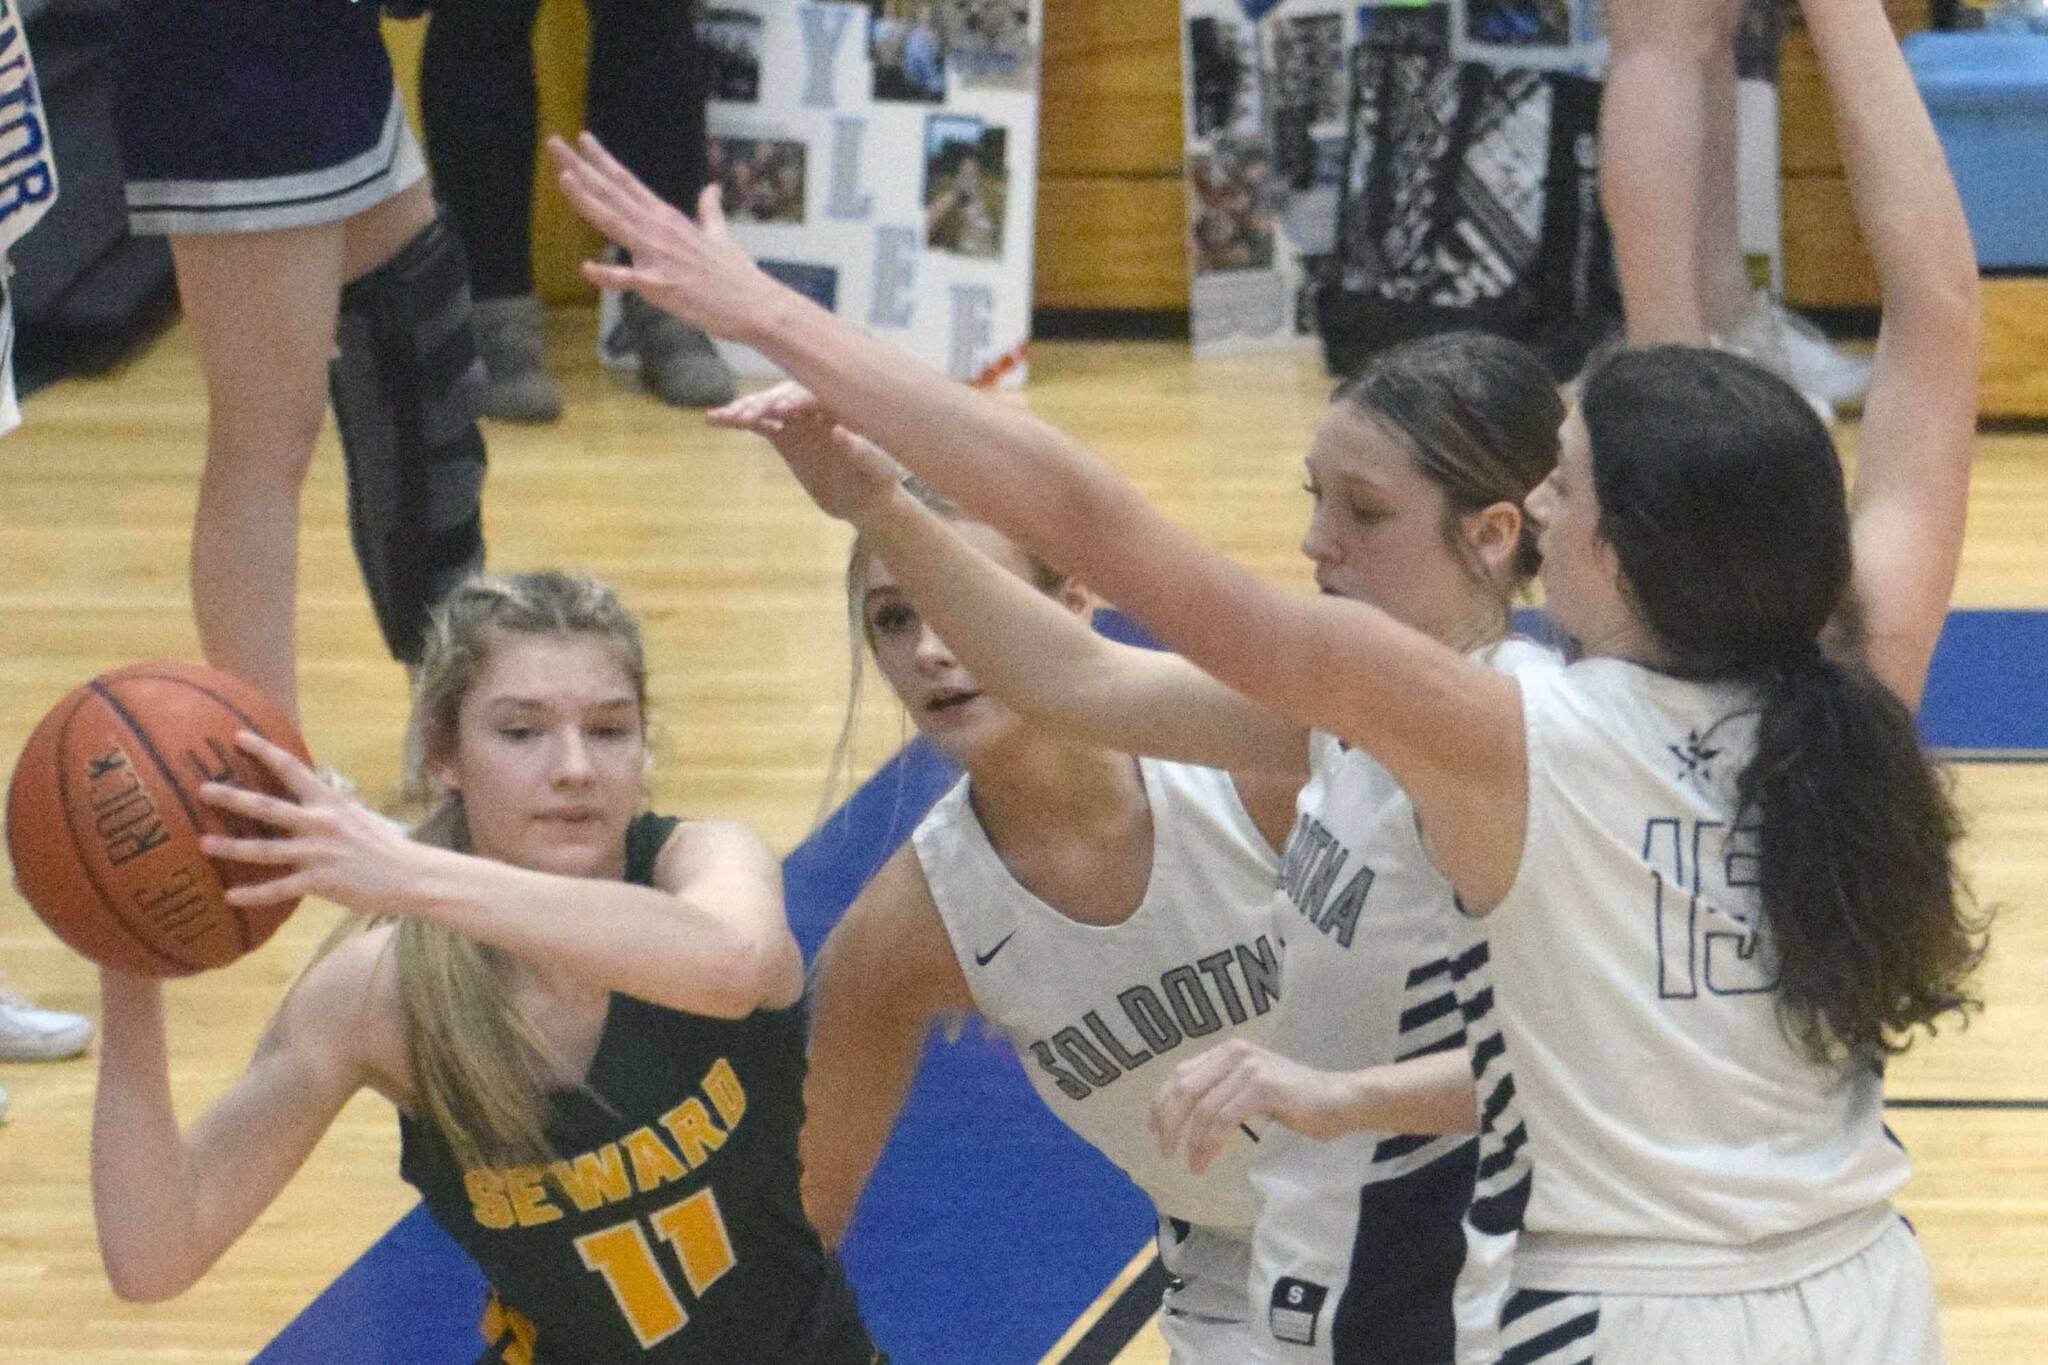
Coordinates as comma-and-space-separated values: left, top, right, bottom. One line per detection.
624, 812, 684, 887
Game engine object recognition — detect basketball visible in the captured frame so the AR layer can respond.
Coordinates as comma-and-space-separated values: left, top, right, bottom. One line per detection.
4, 661, 314, 977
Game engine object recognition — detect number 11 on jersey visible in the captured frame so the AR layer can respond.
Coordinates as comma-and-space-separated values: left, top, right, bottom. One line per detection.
575, 1186, 739, 1348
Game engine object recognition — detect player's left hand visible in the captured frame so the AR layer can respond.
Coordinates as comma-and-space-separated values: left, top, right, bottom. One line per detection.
1149, 1038, 1366, 1174
548, 133, 780, 347
196, 732, 427, 918
709, 382, 904, 523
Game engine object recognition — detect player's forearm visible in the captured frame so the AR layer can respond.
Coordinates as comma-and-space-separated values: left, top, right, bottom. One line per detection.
1803, 0, 1976, 326
799, 1015, 929, 1246
1342, 1051, 1479, 1136
856, 486, 1118, 719
409, 850, 790, 1018
741, 290, 1139, 589
92, 973, 208, 1300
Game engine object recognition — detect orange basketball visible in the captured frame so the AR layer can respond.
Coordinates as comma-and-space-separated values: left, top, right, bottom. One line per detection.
5, 661, 314, 977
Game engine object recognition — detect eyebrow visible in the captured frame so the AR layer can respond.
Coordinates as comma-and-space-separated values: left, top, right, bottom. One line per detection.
481, 696, 639, 713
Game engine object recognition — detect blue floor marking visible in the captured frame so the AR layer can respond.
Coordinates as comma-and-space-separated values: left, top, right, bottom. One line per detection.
257, 608, 2042, 1365
1915, 610, 2048, 755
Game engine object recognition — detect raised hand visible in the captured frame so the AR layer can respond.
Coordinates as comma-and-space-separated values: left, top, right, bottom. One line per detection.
1149, 1037, 1364, 1174
709, 382, 905, 523
197, 732, 428, 919
547, 133, 787, 345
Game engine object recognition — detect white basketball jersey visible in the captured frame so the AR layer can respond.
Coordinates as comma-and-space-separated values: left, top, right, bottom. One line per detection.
1247, 638, 1557, 1365
1456, 658, 1911, 1318
916, 756, 1282, 1317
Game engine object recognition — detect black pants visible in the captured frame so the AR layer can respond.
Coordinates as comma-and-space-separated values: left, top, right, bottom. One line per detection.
419, 0, 711, 300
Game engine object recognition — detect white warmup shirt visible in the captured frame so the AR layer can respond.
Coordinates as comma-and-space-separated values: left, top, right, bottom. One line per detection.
916, 756, 1282, 1331
1453, 658, 1913, 1360
1247, 638, 1557, 1364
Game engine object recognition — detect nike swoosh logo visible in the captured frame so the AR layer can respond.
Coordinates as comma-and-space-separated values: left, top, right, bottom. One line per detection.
973, 930, 1017, 966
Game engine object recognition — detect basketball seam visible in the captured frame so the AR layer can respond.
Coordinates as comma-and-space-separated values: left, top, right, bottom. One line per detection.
116, 669, 300, 953
89, 679, 242, 958
52, 690, 193, 973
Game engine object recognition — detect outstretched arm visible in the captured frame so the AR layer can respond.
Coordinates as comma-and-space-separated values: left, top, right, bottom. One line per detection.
711, 384, 1308, 778
91, 931, 398, 1301
550, 135, 1525, 904
200, 736, 802, 1018
800, 847, 972, 1247
1805, 0, 1979, 706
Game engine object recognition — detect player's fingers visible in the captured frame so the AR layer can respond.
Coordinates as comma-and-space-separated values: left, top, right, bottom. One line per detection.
1151, 1056, 1230, 1157
577, 132, 669, 218
1185, 1069, 1260, 1175
229, 731, 325, 798
581, 261, 648, 296
552, 154, 641, 244
223, 872, 314, 907
699, 183, 731, 240
199, 779, 310, 829
199, 832, 301, 864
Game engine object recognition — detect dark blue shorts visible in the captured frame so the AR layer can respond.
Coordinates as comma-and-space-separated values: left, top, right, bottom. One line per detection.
113, 0, 424, 234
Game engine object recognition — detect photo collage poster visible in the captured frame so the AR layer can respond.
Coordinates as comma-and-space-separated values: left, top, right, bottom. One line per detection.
601, 2, 1042, 388
1180, 0, 1778, 355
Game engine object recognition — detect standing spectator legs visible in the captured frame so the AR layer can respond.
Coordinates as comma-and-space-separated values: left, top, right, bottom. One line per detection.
419, 0, 562, 422
588, 0, 734, 407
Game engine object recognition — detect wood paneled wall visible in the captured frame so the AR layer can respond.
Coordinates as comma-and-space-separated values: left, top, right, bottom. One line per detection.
1033, 0, 1188, 310
1778, 0, 1931, 310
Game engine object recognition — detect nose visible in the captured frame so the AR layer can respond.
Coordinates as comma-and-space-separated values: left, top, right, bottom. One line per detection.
912, 623, 957, 673
1526, 475, 1556, 526
1300, 502, 1341, 568
552, 728, 595, 786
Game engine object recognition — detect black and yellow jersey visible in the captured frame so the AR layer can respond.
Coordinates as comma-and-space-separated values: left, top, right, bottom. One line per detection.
398, 813, 878, 1364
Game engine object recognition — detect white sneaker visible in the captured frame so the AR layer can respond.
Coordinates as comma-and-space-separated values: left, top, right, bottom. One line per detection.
0, 985, 94, 1061
1713, 293, 1836, 425
1773, 302, 1874, 411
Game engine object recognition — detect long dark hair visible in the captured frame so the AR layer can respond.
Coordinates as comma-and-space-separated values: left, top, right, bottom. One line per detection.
1581, 347, 1983, 1065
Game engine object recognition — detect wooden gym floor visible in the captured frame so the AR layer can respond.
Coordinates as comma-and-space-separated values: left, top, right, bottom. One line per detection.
0, 317, 2041, 1362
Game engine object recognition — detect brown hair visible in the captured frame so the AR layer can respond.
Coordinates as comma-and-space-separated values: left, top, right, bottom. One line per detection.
1332, 331, 1563, 607
1581, 347, 1983, 1063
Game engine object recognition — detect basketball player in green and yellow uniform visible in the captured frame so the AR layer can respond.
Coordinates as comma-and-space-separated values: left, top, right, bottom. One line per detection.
88, 570, 882, 1364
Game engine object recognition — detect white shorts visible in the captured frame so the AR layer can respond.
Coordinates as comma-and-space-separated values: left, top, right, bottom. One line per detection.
1584, 1217, 1944, 1365
1159, 1301, 1260, 1365
1157, 1218, 1257, 1365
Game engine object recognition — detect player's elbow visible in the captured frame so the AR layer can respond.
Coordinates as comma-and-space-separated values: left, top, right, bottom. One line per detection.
696, 927, 801, 1019
799, 1169, 853, 1250
102, 1249, 200, 1304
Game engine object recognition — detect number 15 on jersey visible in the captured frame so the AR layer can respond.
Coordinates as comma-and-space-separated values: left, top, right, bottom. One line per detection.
1644, 816, 1779, 999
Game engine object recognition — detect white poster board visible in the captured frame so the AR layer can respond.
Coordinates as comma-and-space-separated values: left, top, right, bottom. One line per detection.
603, 2, 1042, 388
1182, 0, 1354, 354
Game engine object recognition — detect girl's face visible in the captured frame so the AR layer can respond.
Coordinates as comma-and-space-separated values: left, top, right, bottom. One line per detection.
1300, 404, 1516, 646
864, 522, 1089, 764
430, 633, 646, 880
1526, 407, 1630, 653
